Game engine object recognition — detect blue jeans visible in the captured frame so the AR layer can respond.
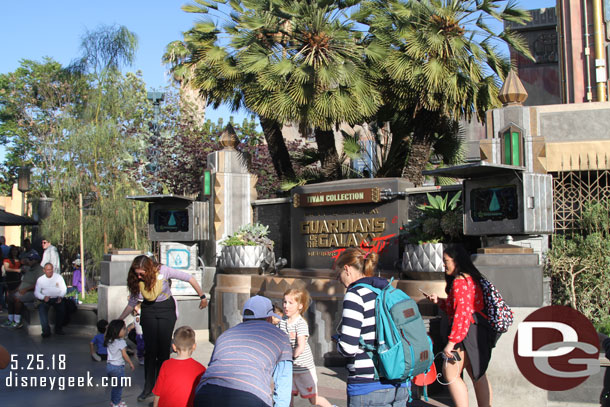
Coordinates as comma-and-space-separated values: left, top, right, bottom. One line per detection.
348, 386, 409, 407
106, 364, 125, 405
38, 298, 65, 335
194, 384, 268, 407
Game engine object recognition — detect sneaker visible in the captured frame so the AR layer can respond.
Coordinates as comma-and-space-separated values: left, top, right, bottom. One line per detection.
137, 391, 152, 401
13, 321, 23, 329
1, 320, 15, 328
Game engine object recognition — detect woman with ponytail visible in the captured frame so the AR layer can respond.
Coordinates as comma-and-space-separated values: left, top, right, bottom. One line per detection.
333, 248, 409, 407
426, 245, 493, 407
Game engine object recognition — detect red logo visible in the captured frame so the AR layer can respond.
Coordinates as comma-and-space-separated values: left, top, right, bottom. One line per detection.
513, 305, 599, 391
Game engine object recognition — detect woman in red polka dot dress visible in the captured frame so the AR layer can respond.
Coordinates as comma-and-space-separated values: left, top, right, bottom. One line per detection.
427, 245, 493, 407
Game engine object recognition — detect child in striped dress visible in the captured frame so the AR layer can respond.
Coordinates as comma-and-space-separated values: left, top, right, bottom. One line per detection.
279, 288, 333, 407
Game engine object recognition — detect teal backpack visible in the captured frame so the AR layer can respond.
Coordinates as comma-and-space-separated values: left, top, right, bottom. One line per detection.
355, 278, 434, 385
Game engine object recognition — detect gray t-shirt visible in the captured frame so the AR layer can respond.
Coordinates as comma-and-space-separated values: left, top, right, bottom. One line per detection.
107, 339, 127, 366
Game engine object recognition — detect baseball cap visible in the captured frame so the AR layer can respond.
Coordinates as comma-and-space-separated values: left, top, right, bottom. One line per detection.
26, 251, 41, 261
242, 295, 282, 320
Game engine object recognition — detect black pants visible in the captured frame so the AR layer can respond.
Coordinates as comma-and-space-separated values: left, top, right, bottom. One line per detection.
140, 297, 176, 392
194, 384, 268, 407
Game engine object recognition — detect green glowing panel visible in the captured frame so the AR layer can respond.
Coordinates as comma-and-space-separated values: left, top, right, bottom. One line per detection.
504, 132, 511, 164
511, 132, 520, 165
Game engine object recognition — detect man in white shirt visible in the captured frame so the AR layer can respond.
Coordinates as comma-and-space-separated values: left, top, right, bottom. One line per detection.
41, 237, 60, 275
34, 263, 67, 337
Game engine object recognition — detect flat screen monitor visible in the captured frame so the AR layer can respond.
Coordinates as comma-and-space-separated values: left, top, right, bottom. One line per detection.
470, 185, 519, 222
153, 209, 189, 233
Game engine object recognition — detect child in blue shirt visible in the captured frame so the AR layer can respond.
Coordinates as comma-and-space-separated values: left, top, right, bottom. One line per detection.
90, 319, 109, 361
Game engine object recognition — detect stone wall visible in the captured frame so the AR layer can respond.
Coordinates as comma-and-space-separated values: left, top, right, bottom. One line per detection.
253, 198, 291, 267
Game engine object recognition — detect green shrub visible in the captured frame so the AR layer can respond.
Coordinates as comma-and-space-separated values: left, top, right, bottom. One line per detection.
220, 223, 274, 248
545, 201, 610, 328
66, 289, 98, 304
403, 191, 463, 244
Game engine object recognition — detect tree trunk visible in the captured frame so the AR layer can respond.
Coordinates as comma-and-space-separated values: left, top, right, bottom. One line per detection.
314, 128, 341, 180
402, 134, 433, 187
260, 117, 295, 180
375, 123, 411, 177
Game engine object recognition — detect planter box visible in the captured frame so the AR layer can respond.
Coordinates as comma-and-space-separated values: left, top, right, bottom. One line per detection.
402, 243, 445, 275
218, 245, 273, 274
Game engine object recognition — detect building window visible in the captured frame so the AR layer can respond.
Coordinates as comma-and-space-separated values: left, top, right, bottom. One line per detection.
501, 125, 524, 166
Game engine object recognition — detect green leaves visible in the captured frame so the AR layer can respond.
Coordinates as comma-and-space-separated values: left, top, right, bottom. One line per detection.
166, 0, 534, 185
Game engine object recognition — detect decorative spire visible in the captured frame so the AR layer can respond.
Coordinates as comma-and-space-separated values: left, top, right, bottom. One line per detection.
498, 69, 528, 106
219, 123, 239, 150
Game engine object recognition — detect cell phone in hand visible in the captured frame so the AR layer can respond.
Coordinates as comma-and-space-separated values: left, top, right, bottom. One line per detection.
443, 351, 462, 361
418, 288, 430, 297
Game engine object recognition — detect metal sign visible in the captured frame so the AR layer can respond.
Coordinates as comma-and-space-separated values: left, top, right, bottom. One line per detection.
293, 188, 380, 208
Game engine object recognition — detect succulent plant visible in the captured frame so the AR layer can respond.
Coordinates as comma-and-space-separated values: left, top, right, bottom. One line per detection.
220, 223, 274, 249
402, 191, 463, 244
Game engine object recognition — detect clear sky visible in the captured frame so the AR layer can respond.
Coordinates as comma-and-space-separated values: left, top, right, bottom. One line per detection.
1, 0, 557, 124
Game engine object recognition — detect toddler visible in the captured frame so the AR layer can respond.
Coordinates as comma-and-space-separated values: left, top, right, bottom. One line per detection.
271, 303, 284, 326
105, 319, 135, 407
90, 319, 108, 361
152, 326, 206, 407
279, 288, 332, 407
130, 303, 145, 365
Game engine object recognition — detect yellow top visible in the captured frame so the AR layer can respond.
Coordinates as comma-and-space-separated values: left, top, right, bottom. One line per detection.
138, 272, 164, 302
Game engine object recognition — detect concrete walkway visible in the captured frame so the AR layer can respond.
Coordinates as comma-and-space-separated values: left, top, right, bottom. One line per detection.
0, 320, 452, 407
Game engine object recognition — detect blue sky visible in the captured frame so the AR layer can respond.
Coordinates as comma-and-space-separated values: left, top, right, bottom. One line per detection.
1, 0, 557, 125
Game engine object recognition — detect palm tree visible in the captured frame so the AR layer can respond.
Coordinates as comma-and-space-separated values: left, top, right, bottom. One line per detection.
164, 15, 297, 181
166, 0, 383, 181
357, 0, 532, 185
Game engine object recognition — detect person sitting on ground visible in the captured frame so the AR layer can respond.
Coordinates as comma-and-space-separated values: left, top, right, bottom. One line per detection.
194, 295, 293, 407
91, 319, 109, 361
4, 252, 43, 328
34, 262, 67, 337
152, 326, 206, 407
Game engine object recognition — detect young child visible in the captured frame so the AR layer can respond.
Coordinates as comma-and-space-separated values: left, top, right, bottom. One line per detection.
131, 303, 145, 365
271, 303, 284, 326
279, 288, 333, 407
152, 326, 206, 407
90, 319, 109, 361
104, 319, 135, 407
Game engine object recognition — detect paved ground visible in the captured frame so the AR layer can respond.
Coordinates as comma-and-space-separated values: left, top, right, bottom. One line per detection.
0, 317, 452, 407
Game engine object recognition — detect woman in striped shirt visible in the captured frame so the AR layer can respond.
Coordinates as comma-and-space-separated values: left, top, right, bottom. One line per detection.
334, 248, 409, 407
